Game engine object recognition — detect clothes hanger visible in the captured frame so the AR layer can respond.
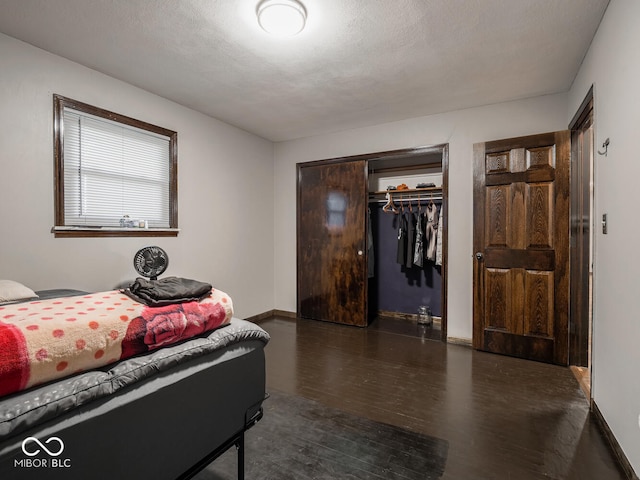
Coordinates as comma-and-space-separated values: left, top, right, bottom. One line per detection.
383, 192, 399, 214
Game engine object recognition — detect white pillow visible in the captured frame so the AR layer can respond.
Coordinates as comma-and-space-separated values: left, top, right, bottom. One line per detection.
0, 280, 39, 304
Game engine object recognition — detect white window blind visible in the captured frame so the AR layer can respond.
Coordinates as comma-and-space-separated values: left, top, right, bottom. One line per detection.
62, 108, 171, 227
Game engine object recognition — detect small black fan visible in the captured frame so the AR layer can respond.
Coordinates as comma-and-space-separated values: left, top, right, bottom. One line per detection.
133, 246, 168, 281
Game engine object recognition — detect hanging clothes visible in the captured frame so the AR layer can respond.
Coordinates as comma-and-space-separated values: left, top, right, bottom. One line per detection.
413, 209, 424, 267
396, 212, 407, 265
425, 202, 438, 262
436, 204, 443, 266
405, 211, 416, 269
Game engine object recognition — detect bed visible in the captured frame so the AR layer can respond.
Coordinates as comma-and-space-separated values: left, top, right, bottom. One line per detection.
0, 283, 270, 480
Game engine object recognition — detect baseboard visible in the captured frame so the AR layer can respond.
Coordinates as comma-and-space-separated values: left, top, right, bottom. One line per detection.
274, 309, 297, 318
247, 310, 471, 348
245, 310, 297, 323
591, 400, 639, 480
376, 310, 442, 328
446, 336, 472, 347
244, 310, 276, 323
377, 309, 442, 324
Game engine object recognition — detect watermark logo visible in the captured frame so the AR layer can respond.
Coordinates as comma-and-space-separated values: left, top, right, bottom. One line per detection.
21, 437, 65, 457
15, 436, 71, 469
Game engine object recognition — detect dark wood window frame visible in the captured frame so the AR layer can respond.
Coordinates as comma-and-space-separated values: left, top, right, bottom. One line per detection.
52, 94, 179, 238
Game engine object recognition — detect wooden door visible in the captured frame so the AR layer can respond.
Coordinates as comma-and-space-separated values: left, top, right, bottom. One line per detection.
297, 160, 368, 326
473, 131, 570, 365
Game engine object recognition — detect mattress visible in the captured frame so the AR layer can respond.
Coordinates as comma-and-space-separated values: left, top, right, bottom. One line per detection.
0, 317, 269, 438
0, 317, 270, 480
0, 288, 234, 397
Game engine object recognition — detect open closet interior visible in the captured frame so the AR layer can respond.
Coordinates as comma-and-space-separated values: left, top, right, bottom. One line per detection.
297, 144, 447, 340
367, 150, 447, 340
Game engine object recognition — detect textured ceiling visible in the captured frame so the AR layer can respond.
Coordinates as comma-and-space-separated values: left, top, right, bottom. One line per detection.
0, 0, 609, 141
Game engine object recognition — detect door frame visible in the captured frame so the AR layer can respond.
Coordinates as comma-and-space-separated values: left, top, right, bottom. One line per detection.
568, 86, 595, 393
296, 144, 449, 339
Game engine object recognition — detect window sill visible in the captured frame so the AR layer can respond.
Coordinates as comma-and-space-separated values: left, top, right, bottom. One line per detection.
52, 226, 180, 238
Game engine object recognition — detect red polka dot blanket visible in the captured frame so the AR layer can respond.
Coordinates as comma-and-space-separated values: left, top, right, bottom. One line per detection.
0, 289, 233, 398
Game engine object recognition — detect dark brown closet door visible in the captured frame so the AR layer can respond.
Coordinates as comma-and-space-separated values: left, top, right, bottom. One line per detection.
473, 131, 570, 365
297, 160, 368, 326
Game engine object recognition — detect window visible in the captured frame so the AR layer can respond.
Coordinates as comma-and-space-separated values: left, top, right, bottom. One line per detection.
53, 95, 178, 237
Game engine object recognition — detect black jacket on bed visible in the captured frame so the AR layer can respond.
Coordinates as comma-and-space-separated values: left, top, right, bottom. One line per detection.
123, 277, 212, 306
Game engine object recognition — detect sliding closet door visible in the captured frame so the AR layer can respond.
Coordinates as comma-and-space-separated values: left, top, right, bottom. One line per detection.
297, 160, 368, 326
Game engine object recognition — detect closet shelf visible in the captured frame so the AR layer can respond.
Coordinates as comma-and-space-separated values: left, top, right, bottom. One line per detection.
368, 187, 443, 204
369, 187, 442, 196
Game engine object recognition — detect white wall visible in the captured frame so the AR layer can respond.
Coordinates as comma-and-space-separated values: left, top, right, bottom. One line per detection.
568, 0, 640, 472
274, 93, 568, 340
0, 34, 275, 319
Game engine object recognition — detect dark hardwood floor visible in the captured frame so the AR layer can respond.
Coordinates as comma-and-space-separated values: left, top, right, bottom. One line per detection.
369, 314, 442, 342
258, 316, 625, 480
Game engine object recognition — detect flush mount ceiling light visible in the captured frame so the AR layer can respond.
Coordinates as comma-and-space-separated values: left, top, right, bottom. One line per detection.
257, 0, 307, 36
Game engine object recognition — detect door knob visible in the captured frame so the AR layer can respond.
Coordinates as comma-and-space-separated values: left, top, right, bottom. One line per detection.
475, 252, 484, 261
357, 250, 364, 256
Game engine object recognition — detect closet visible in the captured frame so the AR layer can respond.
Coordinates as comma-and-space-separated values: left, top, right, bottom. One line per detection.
368, 152, 446, 339
297, 145, 448, 340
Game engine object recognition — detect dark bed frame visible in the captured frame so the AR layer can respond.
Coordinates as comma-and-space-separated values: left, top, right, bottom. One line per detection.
0, 311, 268, 480
179, 399, 264, 480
